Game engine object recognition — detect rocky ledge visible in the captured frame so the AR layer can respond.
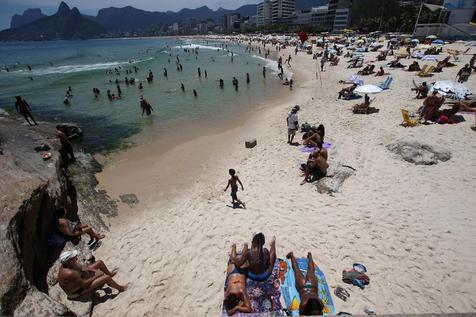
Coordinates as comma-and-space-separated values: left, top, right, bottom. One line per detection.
0, 115, 116, 316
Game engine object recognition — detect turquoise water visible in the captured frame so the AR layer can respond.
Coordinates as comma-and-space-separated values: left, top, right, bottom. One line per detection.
0, 38, 286, 152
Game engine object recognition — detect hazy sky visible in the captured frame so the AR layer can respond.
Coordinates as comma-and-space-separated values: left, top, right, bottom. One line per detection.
0, 0, 261, 30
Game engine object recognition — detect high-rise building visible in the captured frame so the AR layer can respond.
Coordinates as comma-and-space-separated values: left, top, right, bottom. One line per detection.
328, 0, 352, 32
257, 0, 272, 26
271, 0, 296, 24
222, 13, 241, 33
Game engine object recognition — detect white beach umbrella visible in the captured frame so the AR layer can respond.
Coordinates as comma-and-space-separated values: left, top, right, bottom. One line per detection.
426, 35, 438, 39
431, 80, 472, 99
355, 85, 383, 94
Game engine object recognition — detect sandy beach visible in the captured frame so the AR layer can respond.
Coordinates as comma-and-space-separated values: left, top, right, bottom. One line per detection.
93, 39, 476, 316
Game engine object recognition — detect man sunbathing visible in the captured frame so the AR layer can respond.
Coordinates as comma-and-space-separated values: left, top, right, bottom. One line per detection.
338, 84, 357, 99
375, 66, 385, 76
58, 250, 127, 300
301, 140, 328, 184
353, 94, 370, 113
224, 252, 252, 315
232, 233, 276, 282
408, 61, 421, 72
286, 252, 324, 315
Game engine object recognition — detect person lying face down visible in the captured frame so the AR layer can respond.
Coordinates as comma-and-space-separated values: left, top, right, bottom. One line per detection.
286, 252, 324, 315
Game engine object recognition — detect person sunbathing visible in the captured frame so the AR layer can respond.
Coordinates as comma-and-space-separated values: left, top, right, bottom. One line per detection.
434, 56, 451, 73
224, 252, 252, 315
303, 129, 322, 147
412, 82, 428, 99
232, 233, 276, 282
353, 94, 371, 113
338, 84, 357, 99
286, 252, 324, 315
55, 207, 105, 245
301, 141, 328, 184
376, 52, 387, 61
419, 91, 458, 122
388, 60, 405, 68
375, 66, 385, 76
358, 64, 372, 75
408, 61, 421, 72
58, 250, 127, 300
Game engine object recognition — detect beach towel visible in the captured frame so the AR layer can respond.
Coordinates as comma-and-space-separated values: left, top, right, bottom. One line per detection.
222, 259, 282, 317
300, 143, 332, 153
279, 258, 335, 316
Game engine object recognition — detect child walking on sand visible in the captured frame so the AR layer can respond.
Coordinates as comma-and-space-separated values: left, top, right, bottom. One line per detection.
224, 169, 246, 209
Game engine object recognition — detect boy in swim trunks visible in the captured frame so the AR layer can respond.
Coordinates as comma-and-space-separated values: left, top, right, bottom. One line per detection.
224, 169, 246, 209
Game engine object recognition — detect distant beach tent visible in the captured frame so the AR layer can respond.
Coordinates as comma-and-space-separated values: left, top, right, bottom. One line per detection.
355, 85, 383, 94
431, 80, 472, 99
432, 39, 444, 45
299, 31, 308, 44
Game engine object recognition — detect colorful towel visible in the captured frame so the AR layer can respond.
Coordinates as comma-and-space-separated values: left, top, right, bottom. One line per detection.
300, 143, 332, 153
222, 259, 282, 317
279, 258, 335, 316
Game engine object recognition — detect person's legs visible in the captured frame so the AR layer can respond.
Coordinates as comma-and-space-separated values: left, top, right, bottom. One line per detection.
81, 226, 105, 241
290, 130, 295, 143
22, 112, 33, 125
267, 237, 276, 274
305, 252, 319, 287
80, 275, 126, 298
286, 252, 306, 289
88, 260, 115, 276
235, 194, 246, 209
26, 111, 38, 125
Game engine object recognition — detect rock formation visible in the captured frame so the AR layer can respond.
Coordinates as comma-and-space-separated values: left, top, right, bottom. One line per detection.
10, 8, 46, 29
386, 141, 451, 165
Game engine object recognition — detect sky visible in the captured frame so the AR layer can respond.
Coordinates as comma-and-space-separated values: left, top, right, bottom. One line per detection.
0, 0, 261, 30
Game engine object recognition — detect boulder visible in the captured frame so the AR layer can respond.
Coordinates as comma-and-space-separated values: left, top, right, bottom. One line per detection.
316, 164, 355, 194
13, 287, 75, 317
245, 139, 257, 149
119, 193, 139, 208
386, 141, 451, 165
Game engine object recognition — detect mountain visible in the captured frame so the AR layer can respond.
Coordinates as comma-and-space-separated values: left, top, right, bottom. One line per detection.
10, 8, 46, 28
0, 2, 105, 41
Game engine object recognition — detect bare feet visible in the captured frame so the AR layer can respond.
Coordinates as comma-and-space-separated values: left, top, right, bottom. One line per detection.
97, 234, 105, 240
286, 252, 294, 259
119, 283, 129, 292
242, 202, 246, 209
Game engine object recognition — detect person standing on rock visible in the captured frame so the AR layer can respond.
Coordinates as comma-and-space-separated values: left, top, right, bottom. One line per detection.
58, 250, 127, 300
15, 96, 38, 126
56, 125, 76, 163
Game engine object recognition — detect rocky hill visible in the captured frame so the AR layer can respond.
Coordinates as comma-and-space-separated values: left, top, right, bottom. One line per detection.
0, 2, 105, 41
10, 8, 46, 29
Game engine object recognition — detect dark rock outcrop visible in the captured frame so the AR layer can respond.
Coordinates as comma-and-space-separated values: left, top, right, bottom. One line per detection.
0, 2, 105, 41
10, 8, 46, 29
387, 141, 451, 165
316, 164, 355, 194
119, 194, 139, 208
0, 115, 116, 315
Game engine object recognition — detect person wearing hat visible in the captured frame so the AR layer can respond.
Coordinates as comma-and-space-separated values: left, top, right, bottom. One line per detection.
58, 250, 127, 300
14, 96, 38, 126
287, 105, 299, 144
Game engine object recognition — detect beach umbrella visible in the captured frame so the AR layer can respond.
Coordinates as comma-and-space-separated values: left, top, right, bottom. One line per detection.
355, 85, 383, 94
348, 75, 364, 85
299, 31, 309, 44
431, 80, 471, 99
411, 39, 420, 43
432, 39, 444, 45
426, 35, 438, 39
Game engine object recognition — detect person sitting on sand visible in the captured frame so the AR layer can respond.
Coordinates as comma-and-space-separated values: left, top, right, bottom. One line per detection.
419, 91, 458, 122
224, 249, 252, 315
303, 128, 322, 147
353, 94, 371, 113
286, 252, 324, 315
434, 56, 451, 73
301, 141, 328, 184
457, 64, 471, 83
408, 61, 421, 72
470, 54, 476, 71
224, 169, 245, 208
232, 233, 276, 282
55, 207, 105, 246
376, 51, 387, 61
58, 250, 127, 300
412, 82, 428, 99
375, 66, 385, 77
338, 84, 357, 99
388, 59, 405, 68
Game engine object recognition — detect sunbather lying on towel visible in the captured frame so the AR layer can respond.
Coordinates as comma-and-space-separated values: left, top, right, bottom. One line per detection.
232, 233, 276, 282
338, 84, 357, 99
224, 255, 252, 315
286, 252, 324, 316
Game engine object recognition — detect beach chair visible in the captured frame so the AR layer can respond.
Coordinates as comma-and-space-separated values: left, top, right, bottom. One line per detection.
378, 76, 393, 90
401, 109, 418, 127
417, 65, 434, 77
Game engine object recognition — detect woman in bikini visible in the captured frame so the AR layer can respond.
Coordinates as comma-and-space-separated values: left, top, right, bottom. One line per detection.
232, 233, 276, 282
224, 254, 252, 315
287, 251, 324, 315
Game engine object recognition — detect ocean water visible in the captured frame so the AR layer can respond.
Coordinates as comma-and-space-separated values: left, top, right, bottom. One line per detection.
0, 38, 288, 152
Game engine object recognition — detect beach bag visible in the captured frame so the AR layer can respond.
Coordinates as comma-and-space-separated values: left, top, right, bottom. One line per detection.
301, 122, 311, 133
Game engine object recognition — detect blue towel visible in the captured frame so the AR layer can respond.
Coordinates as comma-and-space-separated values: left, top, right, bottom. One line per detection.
279, 258, 335, 316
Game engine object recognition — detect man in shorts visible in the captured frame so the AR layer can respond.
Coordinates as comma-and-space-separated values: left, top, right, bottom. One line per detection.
287, 105, 300, 144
